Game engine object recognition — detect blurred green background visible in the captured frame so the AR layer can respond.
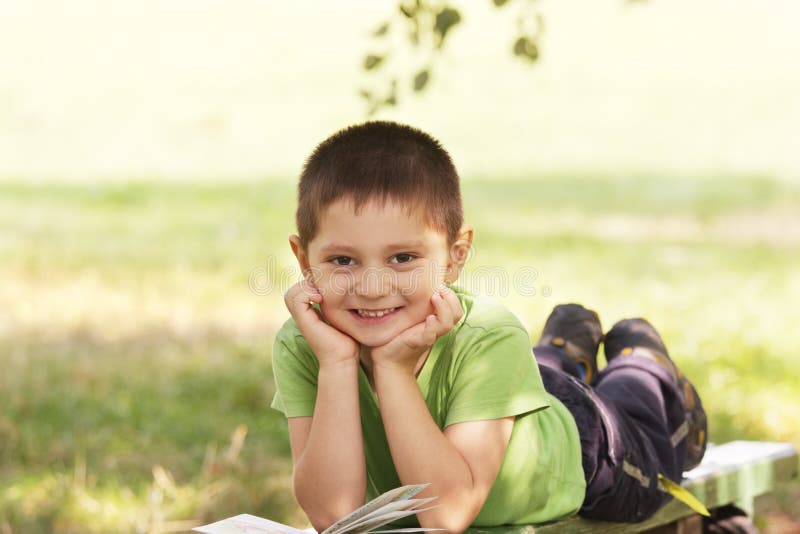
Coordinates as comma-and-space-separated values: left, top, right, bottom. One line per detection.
2, 1, 799, 532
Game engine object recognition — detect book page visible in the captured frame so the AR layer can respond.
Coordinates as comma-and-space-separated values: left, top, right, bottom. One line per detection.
193, 514, 309, 534
194, 484, 434, 534
335, 498, 437, 534
321, 484, 429, 534
336, 505, 439, 534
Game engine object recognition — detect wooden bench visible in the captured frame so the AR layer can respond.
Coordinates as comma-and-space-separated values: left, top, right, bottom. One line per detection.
467, 441, 799, 534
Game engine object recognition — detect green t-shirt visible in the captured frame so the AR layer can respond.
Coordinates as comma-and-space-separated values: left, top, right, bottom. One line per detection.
270, 286, 585, 526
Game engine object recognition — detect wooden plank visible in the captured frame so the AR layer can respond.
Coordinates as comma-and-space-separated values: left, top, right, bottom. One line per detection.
466, 441, 798, 534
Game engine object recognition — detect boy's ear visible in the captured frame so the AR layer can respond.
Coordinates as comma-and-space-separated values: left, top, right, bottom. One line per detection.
445, 225, 474, 284
289, 235, 312, 275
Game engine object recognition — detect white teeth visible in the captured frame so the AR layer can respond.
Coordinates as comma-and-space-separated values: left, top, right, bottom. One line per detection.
356, 307, 397, 318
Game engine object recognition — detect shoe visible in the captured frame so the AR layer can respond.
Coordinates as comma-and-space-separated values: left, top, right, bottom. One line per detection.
604, 318, 708, 472
536, 304, 603, 384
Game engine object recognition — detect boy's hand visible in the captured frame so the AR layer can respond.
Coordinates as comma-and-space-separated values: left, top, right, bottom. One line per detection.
284, 280, 359, 366
371, 286, 463, 374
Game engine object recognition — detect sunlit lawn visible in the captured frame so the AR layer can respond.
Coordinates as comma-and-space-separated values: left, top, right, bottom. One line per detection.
2, 175, 799, 532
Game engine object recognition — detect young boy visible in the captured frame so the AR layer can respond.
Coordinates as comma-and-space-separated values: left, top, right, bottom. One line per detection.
271, 121, 707, 532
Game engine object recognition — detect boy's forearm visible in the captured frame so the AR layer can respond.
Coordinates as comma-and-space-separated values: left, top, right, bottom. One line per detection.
293, 359, 366, 529
373, 365, 482, 533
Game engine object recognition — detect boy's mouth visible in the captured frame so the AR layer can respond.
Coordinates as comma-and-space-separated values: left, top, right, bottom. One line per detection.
352, 307, 399, 318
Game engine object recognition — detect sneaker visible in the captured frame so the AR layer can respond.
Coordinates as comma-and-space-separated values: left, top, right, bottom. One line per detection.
604, 318, 708, 471
535, 303, 603, 384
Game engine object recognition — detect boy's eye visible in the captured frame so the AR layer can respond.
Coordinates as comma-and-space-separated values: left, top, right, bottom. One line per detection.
331, 256, 354, 266
390, 253, 416, 264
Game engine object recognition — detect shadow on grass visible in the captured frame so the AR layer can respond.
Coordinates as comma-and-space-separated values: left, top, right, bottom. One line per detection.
0, 327, 303, 533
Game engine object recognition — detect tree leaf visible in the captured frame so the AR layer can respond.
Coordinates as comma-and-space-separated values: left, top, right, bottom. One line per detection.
434, 7, 462, 47
513, 36, 539, 61
524, 39, 539, 61
363, 54, 385, 70
493, 0, 510, 6
413, 69, 430, 92
513, 36, 527, 56
373, 22, 390, 37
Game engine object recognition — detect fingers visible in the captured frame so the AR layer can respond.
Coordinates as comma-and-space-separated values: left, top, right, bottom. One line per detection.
439, 285, 464, 322
284, 279, 322, 307
283, 279, 324, 331
430, 290, 452, 329
402, 286, 460, 350
421, 314, 439, 346
428, 285, 464, 336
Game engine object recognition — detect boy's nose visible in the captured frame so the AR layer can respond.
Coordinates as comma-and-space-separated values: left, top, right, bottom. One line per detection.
353, 266, 395, 298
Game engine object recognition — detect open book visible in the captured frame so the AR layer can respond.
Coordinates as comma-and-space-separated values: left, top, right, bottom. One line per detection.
193, 483, 441, 534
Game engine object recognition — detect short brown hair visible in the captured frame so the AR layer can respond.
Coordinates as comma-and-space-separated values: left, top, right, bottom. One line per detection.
296, 121, 463, 249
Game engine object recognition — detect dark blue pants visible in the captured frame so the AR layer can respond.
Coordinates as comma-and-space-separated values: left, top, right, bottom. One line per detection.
536, 346, 687, 522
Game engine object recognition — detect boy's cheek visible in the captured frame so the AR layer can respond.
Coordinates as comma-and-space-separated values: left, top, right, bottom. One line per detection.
399, 264, 443, 296
404, 298, 436, 326
315, 272, 349, 298
317, 301, 352, 334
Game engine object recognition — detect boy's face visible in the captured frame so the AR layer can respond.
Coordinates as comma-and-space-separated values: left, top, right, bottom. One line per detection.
291, 198, 469, 348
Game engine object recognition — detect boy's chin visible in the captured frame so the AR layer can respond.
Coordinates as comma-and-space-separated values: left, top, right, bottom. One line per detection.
343, 322, 413, 348
350, 330, 398, 349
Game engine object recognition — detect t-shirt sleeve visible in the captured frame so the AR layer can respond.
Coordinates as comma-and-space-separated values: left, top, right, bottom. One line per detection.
445, 323, 551, 427
270, 320, 319, 418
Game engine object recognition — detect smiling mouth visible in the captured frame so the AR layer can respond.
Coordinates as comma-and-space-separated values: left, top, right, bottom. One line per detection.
352, 307, 399, 318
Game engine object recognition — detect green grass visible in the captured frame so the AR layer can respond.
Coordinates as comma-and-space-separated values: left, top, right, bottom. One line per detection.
2, 175, 799, 532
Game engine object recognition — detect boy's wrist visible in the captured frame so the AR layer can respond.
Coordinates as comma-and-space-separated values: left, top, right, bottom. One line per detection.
372, 359, 417, 382
318, 356, 360, 373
